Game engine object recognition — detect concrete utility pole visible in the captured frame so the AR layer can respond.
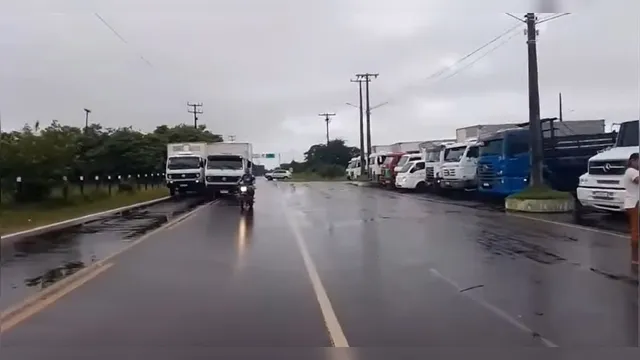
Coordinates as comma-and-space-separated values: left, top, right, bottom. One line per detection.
356, 73, 378, 157
83, 108, 91, 133
318, 112, 336, 145
525, 13, 544, 187
350, 78, 366, 174
187, 102, 203, 129
558, 92, 563, 122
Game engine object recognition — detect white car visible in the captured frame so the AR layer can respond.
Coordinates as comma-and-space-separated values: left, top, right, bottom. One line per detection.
265, 169, 291, 181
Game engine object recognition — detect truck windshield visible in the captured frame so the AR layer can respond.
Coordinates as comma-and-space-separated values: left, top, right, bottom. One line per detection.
444, 146, 466, 162
398, 162, 413, 173
207, 157, 243, 170
167, 156, 201, 170
424, 150, 440, 162
616, 121, 639, 147
396, 156, 410, 168
480, 139, 503, 156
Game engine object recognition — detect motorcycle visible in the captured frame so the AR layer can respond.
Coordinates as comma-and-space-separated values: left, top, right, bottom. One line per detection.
237, 184, 254, 213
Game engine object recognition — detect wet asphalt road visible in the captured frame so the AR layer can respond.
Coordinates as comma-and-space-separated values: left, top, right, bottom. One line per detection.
1, 180, 638, 357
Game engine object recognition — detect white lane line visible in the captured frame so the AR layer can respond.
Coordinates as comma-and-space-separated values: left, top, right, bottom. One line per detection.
284, 209, 349, 347
506, 213, 626, 239
428, 268, 558, 348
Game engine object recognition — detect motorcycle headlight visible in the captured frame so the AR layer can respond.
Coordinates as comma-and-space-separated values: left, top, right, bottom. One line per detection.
240, 186, 248, 192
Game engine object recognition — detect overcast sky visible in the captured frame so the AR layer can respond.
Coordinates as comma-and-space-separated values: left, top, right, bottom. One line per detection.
1, 0, 638, 166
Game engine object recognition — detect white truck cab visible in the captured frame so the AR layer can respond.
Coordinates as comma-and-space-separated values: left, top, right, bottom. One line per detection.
395, 160, 426, 190
346, 156, 364, 180
204, 142, 253, 196
165, 143, 207, 196
421, 141, 455, 188
440, 139, 480, 191
577, 120, 638, 212
393, 151, 422, 174
368, 152, 390, 182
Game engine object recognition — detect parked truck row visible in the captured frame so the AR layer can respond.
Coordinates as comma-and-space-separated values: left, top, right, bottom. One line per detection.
165, 142, 253, 198
346, 119, 639, 215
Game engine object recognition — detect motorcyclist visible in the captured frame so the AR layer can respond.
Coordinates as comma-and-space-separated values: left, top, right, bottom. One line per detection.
238, 168, 256, 198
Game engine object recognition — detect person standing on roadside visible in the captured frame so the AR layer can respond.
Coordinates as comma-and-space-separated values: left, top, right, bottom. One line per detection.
623, 153, 639, 265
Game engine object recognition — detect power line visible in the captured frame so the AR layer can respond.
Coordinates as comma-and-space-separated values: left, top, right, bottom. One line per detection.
375, 22, 524, 107
537, 13, 571, 24
94, 13, 153, 68
431, 28, 522, 84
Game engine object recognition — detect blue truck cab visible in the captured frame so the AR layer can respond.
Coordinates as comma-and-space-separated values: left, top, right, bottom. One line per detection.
477, 123, 616, 197
477, 128, 529, 196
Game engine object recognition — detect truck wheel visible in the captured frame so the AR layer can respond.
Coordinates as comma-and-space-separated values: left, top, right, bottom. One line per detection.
416, 182, 426, 192
169, 187, 176, 197
266, 176, 273, 181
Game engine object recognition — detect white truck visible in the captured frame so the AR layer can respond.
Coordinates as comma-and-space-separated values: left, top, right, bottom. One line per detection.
395, 159, 427, 191
439, 139, 481, 191
420, 139, 456, 189
369, 146, 393, 182
577, 120, 639, 213
204, 142, 253, 196
346, 156, 364, 180
165, 143, 207, 196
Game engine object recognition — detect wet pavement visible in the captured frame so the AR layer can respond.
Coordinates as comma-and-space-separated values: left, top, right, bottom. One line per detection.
1, 181, 638, 357
0, 196, 206, 312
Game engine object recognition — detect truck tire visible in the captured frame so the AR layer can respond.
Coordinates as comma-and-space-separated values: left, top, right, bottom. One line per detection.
169, 187, 176, 197
416, 182, 426, 192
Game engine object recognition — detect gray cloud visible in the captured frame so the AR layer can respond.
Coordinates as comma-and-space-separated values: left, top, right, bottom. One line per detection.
1, 0, 638, 164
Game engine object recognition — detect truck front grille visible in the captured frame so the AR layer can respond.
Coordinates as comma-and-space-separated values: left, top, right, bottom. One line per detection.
442, 168, 456, 177
168, 173, 198, 180
477, 162, 496, 181
588, 160, 626, 176
425, 166, 435, 181
206, 176, 240, 183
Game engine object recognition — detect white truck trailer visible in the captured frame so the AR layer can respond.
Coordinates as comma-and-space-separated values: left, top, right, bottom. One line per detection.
165, 143, 207, 196
204, 142, 253, 196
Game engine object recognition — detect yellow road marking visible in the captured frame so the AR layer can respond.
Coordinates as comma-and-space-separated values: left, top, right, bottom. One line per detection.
0, 200, 213, 332
1, 263, 114, 333
284, 207, 349, 347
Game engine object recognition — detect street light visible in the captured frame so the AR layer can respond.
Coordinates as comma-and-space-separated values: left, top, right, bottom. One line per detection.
345, 101, 389, 111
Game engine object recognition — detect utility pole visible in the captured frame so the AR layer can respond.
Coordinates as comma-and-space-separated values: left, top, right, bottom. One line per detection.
350, 78, 366, 174
318, 112, 336, 145
187, 102, 203, 129
525, 13, 543, 187
83, 108, 91, 133
356, 73, 378, 158
558, 92, 563, 122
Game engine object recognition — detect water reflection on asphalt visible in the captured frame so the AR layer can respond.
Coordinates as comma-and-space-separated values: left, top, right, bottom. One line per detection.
0, 197, 205, 311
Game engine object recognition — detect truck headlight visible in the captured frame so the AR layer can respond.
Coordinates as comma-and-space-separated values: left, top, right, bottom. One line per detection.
240, 186, 248, 192
579, 176, 588, 184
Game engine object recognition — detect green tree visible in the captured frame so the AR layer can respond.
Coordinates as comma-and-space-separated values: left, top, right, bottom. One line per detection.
0, 120, 223, 203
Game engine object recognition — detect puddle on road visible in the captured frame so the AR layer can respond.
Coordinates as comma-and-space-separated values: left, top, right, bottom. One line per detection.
24, 261, 86, 289
1, 198, 206, 299
476, 229, 567, 265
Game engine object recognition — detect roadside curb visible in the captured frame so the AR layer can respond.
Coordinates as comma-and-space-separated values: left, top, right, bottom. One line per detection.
504, 197, 574, 213
0, 196, 171, 245
348, 181, 376, 187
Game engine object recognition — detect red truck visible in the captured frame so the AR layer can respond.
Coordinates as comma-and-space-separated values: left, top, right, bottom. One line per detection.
378, 152, 405, 189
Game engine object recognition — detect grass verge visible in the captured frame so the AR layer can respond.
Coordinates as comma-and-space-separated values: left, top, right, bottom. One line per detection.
506, 185, 573, 200
284, 172, 347, 182
0, 187, 168, 236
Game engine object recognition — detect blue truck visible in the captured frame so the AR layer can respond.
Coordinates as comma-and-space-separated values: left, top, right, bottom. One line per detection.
476, 119, 617, 197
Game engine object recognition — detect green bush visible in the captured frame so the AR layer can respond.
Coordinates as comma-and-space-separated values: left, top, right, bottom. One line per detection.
507, 185, 572, 200
315, 164, 345, 178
